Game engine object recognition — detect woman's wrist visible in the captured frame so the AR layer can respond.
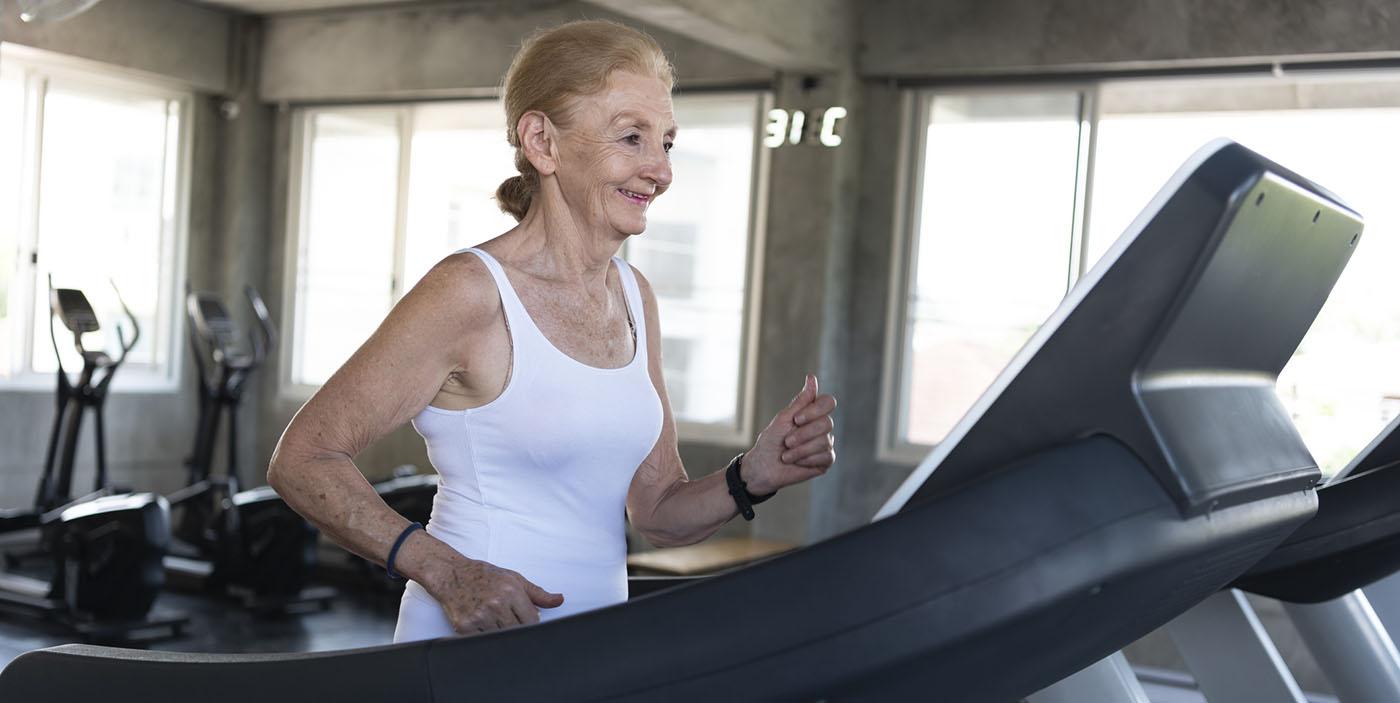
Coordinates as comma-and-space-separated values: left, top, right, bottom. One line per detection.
727, 453, 777, 521
738, 451, 776, 496
394, 529, 473, 592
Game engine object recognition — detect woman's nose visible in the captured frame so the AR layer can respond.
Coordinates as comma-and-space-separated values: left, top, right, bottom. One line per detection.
643, 144, 673, 188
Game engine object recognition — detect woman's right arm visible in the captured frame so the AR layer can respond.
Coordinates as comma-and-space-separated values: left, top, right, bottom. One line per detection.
267, 253, 562, 633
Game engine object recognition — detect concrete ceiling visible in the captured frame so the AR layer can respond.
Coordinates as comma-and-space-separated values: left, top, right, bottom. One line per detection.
192, 0, 851, 74
195, 0, 424, 15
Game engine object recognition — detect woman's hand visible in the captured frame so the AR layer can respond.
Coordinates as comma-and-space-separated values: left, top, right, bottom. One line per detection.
426, 555, 565, 634
741, 374, 837, 496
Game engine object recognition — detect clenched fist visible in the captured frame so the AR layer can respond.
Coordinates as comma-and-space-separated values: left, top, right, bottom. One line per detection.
741, 374, 837, 496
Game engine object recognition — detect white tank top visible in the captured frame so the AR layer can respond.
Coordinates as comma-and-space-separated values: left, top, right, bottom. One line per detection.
403, 248, 663, 624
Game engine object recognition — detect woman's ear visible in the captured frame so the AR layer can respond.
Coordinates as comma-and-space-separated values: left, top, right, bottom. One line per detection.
518, 111, 558, 177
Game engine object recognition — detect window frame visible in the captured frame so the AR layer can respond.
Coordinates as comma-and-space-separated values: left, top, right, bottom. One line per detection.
629, 90, 772, 448
0, 43, 193, 393
877, 83, 1098, 464
279, 91, 771, 448
280, 103, 411, 399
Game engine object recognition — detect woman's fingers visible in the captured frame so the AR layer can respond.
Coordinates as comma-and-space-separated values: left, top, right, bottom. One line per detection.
777, 375, 817, 427
784, 414, 834, 449
797, 446, 836, 469
512, 598, 541, 626
446, 566, 548, 635
781, 434, 834, 465
793, 393, 837, 426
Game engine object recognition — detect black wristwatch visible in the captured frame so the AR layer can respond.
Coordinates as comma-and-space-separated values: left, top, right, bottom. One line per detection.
725, 453, 776, 521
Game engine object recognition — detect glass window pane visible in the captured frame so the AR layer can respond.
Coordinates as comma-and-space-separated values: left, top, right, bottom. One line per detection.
294, 110, 400, 386
901, 92, 1082, 445
30, 82, 175, 374
1092, 88, 1400, 477
627, 93, 757, 428
401, 101, 517, 292
0, 67, 24, 377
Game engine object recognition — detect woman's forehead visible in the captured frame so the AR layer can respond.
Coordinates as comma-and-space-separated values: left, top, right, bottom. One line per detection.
581, 72, 677, 131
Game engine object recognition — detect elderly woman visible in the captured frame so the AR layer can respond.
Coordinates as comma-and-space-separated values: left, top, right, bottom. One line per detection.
267, 20, 837, 643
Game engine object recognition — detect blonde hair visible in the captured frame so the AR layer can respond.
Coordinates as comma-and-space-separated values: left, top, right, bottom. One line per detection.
495, 20, 675, 221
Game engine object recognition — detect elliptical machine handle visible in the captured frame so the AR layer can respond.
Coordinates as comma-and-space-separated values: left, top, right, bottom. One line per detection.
244, 285, 277, 367
108, 278, 141, 365
46, 274, 68, 374
185, 282, 209, 382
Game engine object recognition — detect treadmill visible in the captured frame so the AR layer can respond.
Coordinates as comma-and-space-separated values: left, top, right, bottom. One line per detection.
0, 140, 1363, 702
1234, 412, 1400, 602
1215, 414, 1400, 701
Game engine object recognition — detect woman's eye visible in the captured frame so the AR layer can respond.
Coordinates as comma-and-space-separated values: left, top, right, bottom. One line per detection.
624, 134, 641, 145
663, 142, 674, 153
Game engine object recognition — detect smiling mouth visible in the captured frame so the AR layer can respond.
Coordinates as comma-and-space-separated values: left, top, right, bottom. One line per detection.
618, 188, 652, 205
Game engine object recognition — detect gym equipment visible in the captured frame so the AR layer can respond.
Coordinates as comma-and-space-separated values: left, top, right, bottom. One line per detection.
162, 284, 333, 613
38, 281, 134, 512
0, 140, 1361, 701
0, 280, 186, 640
1197, 414, 1400, 702
1234, 412, 1400, 602
1149, 414, 1400, 703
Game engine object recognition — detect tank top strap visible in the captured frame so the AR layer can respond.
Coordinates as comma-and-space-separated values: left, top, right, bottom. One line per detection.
611, 256, 649, 363
460, 248, 541, 347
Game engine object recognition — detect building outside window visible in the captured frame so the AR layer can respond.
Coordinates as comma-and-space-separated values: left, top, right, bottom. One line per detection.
0, 45, 190, 390
286, 92, 765, 441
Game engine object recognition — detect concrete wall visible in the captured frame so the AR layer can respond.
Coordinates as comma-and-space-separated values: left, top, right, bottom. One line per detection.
0, 0, 233, 92
213, 18, 277, 493
258, 0, 771, 103
861, 0, 1400, 78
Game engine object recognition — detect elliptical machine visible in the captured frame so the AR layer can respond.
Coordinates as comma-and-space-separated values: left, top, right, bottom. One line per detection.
0, 278, 187, 640
162, 284, 333, 613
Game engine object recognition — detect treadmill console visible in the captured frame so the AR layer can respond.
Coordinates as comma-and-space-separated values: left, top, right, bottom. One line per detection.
878, 140, 1362, 518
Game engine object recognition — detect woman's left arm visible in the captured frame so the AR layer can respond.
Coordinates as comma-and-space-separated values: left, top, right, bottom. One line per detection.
625, 267, 837, 548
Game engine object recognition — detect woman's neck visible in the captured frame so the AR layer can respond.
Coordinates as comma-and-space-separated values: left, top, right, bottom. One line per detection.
498, 186, 625, 287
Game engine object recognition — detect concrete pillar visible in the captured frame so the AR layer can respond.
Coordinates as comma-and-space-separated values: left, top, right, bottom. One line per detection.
211, 18, 275, 486
750, 59, 862, 544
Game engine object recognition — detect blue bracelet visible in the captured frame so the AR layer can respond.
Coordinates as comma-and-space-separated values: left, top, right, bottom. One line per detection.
386, 522, 423, 580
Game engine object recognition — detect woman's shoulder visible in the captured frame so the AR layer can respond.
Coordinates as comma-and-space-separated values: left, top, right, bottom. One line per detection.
396, 250, 503, 333
620, 261, 660, 327
620, 260, 656, 302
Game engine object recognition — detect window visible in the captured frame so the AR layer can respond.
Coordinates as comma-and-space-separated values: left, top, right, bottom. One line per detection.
0, 45, 190, 390
286, 92, 765, 441
1089, 76, 1400, 477
887, 74, 1400, 477
623, 93, 763, 438
285, 102, 517, 390
883, 90, 1089, 458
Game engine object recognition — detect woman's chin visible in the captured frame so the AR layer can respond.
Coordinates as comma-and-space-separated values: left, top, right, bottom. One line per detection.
615, 218, 648, 236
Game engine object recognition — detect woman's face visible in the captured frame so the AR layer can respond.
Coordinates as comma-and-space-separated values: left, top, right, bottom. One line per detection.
554, 70, 676, 237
